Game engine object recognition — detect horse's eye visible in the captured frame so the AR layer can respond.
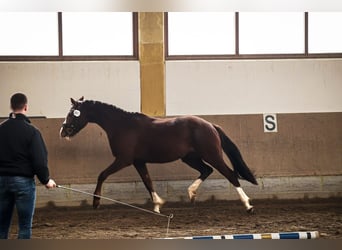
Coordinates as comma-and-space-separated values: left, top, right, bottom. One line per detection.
73, 110, 81, 117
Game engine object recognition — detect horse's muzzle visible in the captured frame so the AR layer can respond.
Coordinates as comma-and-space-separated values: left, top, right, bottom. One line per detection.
60, 124, 73, 138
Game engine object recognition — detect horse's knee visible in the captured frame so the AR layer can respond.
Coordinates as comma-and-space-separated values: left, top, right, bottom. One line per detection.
97, 172, 106, 182
97, 170, 111, 185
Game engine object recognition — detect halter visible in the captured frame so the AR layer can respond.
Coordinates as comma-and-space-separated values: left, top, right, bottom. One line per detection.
62, 109, 83, 136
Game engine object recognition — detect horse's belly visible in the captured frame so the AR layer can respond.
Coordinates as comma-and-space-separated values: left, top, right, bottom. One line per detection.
141, 143, 192, 163
145, 151, 187, 163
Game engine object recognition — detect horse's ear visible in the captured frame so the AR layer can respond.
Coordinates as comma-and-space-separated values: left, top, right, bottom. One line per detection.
79, 96, 84, 102
71, 98, 77, 106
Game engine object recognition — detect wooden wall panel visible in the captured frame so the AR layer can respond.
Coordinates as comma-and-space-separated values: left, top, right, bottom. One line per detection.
2, 112, 339, 185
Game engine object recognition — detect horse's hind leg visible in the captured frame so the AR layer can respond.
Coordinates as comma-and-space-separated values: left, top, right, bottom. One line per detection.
205, 156, 254, 212
182, 153, 213, 202
133, 161, 165, 213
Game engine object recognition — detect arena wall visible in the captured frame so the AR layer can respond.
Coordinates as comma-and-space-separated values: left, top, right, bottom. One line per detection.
19, 113, 340, 185
0, 59, 341, 207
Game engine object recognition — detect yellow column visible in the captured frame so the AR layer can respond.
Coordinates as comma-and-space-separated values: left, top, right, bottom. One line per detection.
139, 12, 165, 116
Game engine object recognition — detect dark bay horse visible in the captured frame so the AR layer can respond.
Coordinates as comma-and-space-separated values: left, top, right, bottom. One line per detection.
60, 97, 258, 213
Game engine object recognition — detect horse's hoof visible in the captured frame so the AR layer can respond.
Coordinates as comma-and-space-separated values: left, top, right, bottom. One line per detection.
247, 207, 255, 214
93, 197, 100, 209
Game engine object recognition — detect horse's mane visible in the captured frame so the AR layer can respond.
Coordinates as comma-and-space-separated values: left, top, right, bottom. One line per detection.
84, 100, 146, 119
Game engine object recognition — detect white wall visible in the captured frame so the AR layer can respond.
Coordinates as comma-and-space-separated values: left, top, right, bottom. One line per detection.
166, 59, 342, 115
0, 61, 140, 118
1, 59, 342, 118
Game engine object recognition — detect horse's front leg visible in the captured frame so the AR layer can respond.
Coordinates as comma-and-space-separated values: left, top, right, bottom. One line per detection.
133, 161, 165, 213
93, 159, 129, 209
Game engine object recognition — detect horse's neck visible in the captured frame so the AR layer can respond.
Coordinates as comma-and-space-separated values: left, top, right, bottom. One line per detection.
87, 102, 134, 133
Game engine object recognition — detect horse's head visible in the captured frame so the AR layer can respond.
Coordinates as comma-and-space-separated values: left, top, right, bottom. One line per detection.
60, 96, 88, 139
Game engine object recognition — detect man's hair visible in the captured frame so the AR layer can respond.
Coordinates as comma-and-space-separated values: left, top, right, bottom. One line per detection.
10, 93, 28, 111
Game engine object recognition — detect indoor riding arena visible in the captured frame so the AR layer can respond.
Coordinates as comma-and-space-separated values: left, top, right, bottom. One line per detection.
0, 11, 341, 240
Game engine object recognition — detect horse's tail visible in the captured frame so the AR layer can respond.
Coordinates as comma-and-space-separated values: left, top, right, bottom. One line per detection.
214, 125, 258, 185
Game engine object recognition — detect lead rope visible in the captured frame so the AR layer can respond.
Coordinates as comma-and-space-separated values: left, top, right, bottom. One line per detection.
56, 185, 173, 237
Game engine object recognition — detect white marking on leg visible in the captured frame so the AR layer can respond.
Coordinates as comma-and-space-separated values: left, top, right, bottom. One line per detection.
236, 187, 253, 210
188, 178, 202, 201
152, 192, 165, 213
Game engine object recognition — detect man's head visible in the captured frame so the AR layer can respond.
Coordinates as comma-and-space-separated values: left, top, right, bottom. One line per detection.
10, 93, 28, 113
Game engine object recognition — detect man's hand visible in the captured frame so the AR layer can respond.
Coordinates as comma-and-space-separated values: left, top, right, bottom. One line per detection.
45, 179, 56, 189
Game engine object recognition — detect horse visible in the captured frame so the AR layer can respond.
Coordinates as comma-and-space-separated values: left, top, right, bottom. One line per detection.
60, 97, 258, 213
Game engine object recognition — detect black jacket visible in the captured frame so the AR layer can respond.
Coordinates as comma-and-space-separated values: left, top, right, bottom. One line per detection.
0, 113, 50, 184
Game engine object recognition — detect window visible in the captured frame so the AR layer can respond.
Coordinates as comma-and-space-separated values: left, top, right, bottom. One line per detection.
62, 12, 134, 56
239, 12, 304, 54
167, 12, 235, 56
0, 12, 58, 56
0, 12, 137, 61
166, 12, 342, 59
308, 12, 342, 53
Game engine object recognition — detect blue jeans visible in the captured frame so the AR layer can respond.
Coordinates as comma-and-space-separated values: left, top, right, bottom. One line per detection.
0, 176, 36, 239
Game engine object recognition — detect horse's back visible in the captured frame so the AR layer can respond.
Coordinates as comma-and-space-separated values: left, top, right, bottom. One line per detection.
148, 115, 215, 138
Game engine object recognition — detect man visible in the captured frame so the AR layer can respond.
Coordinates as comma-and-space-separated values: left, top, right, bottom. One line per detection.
0, 93, 56, 239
